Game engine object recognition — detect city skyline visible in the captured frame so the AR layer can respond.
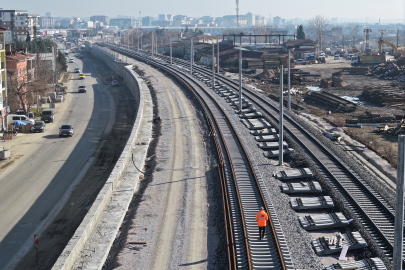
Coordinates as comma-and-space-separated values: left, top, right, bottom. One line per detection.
2, 0, 405, 24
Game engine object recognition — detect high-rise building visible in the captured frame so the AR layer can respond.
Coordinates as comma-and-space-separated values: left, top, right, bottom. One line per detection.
246, 12, 255, 27
0, 27, 7, 130
110, 18, 136, 29
273, 16, 282, 26
167, 14, 173, 21
142, 16, 154, 26
158, 14, 167, 21
173, 15, 187, 21
255, 15, 267, 26
45, 12, 52, 17
90, 15, 109, 25
39, 16, 54, 29
0, 10, 39, 43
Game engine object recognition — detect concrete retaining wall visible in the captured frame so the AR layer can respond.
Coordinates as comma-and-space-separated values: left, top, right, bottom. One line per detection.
52, 45, 151, 269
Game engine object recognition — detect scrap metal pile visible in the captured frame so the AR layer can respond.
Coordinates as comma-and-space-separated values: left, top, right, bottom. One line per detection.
365, 57, 405, 82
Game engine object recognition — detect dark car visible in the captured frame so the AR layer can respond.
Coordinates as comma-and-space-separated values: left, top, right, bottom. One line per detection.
78, 85, 86, 93
59, 124, 74, 137
41, 109, 55, 123
33, 121, 46, 133
111, 80, 119, 86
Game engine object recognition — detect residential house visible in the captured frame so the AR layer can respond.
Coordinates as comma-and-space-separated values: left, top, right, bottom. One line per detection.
5, 45, 35, 112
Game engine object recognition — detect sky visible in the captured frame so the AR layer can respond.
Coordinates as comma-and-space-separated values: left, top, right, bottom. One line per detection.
2, 0, 405, 23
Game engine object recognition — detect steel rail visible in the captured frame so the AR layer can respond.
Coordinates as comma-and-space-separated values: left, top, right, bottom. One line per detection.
105, 44, 289, 269
168, 56, 404, 265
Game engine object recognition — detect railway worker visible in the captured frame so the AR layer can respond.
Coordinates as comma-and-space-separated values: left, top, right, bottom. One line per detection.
256, 207, 268, 240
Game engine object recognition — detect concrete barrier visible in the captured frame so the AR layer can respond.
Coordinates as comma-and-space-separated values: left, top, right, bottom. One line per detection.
52, 46, 152, 269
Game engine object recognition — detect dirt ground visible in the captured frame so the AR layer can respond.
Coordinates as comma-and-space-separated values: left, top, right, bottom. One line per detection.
228, 56, 404, 168
13, 54, 137, 270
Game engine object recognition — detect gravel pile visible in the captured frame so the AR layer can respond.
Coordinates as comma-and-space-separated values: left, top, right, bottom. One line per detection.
366, 59, 405, 82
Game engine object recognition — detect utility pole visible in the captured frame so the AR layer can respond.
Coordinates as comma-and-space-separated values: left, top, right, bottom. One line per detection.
397, 28, 399, 48
287, 49, 291, 110
363, 28, 372, 55
217, 38, 220, 74
151, 32, 154, 57
170, 33, 172, 65
378, 28, 386, 40
393, 135, 405, 270
190, 37, 193, 75
278, 65, 284, 166
236, 0, 239, 27
212, 42, 215, 88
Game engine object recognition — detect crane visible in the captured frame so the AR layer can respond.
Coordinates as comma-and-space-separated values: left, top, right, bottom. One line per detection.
378, 37, 402, 58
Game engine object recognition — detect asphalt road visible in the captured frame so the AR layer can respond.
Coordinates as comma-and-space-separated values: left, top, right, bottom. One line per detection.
0, 51, 115, 269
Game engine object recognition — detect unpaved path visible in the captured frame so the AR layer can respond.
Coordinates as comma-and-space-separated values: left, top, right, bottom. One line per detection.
105, 60, 227, 270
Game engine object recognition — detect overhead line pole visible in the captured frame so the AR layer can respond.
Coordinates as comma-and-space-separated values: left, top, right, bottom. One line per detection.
217, 38, 220, 74
170, 33, 172, 65
279, 65, 284, 166
212, 41, 215, 88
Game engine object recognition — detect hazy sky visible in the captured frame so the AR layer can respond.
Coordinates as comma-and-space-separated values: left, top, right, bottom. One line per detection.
2, 0, 405, 22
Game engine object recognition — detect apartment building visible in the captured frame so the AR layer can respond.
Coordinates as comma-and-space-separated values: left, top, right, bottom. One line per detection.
0, 10, 40, 43
0, 27, 6, 129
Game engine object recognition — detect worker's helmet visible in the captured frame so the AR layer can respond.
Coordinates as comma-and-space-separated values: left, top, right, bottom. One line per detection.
260, 207, 264, 210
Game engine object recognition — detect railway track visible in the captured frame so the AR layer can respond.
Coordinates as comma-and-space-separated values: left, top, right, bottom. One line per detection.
152, 51, 404, 265
99, 44, 293, 269
101, 43, 404, 267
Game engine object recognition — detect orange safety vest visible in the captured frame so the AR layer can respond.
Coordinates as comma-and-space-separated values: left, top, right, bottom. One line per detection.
256, 210, 268, 227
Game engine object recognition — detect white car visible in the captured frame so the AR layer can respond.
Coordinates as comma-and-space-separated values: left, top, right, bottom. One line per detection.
74, 68, 81, 73
294, 59, 309, 65
334, 55, 340, 60
69, 59, 74, 63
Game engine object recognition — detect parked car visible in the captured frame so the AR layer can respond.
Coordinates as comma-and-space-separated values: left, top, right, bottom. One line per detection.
294, 59, 309, 65
59, 124, 74, 137
78, 73, 85, 79
74, 68, 80, 73
7, 114, 35, 125
33, 121, 46, 133
334, 55, 340, 60
111, 80, 119, 86
69, 59, 74, 63
78, 85, 87, 93
41, 109, 55, 123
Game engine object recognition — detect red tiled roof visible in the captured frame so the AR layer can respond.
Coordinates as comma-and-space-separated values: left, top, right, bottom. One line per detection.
6, 54, 30, 61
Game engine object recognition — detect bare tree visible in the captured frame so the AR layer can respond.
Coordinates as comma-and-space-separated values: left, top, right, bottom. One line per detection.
7, 56, 52, 113
350, 23, 360, 50
307, 15, 330, 52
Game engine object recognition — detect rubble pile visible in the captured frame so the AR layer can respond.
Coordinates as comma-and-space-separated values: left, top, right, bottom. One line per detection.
254, 68, 277, 80
366, 59, 405, 82
332, 71, 343, 87
320, 78, 331, 88
377, 119, 405, 136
